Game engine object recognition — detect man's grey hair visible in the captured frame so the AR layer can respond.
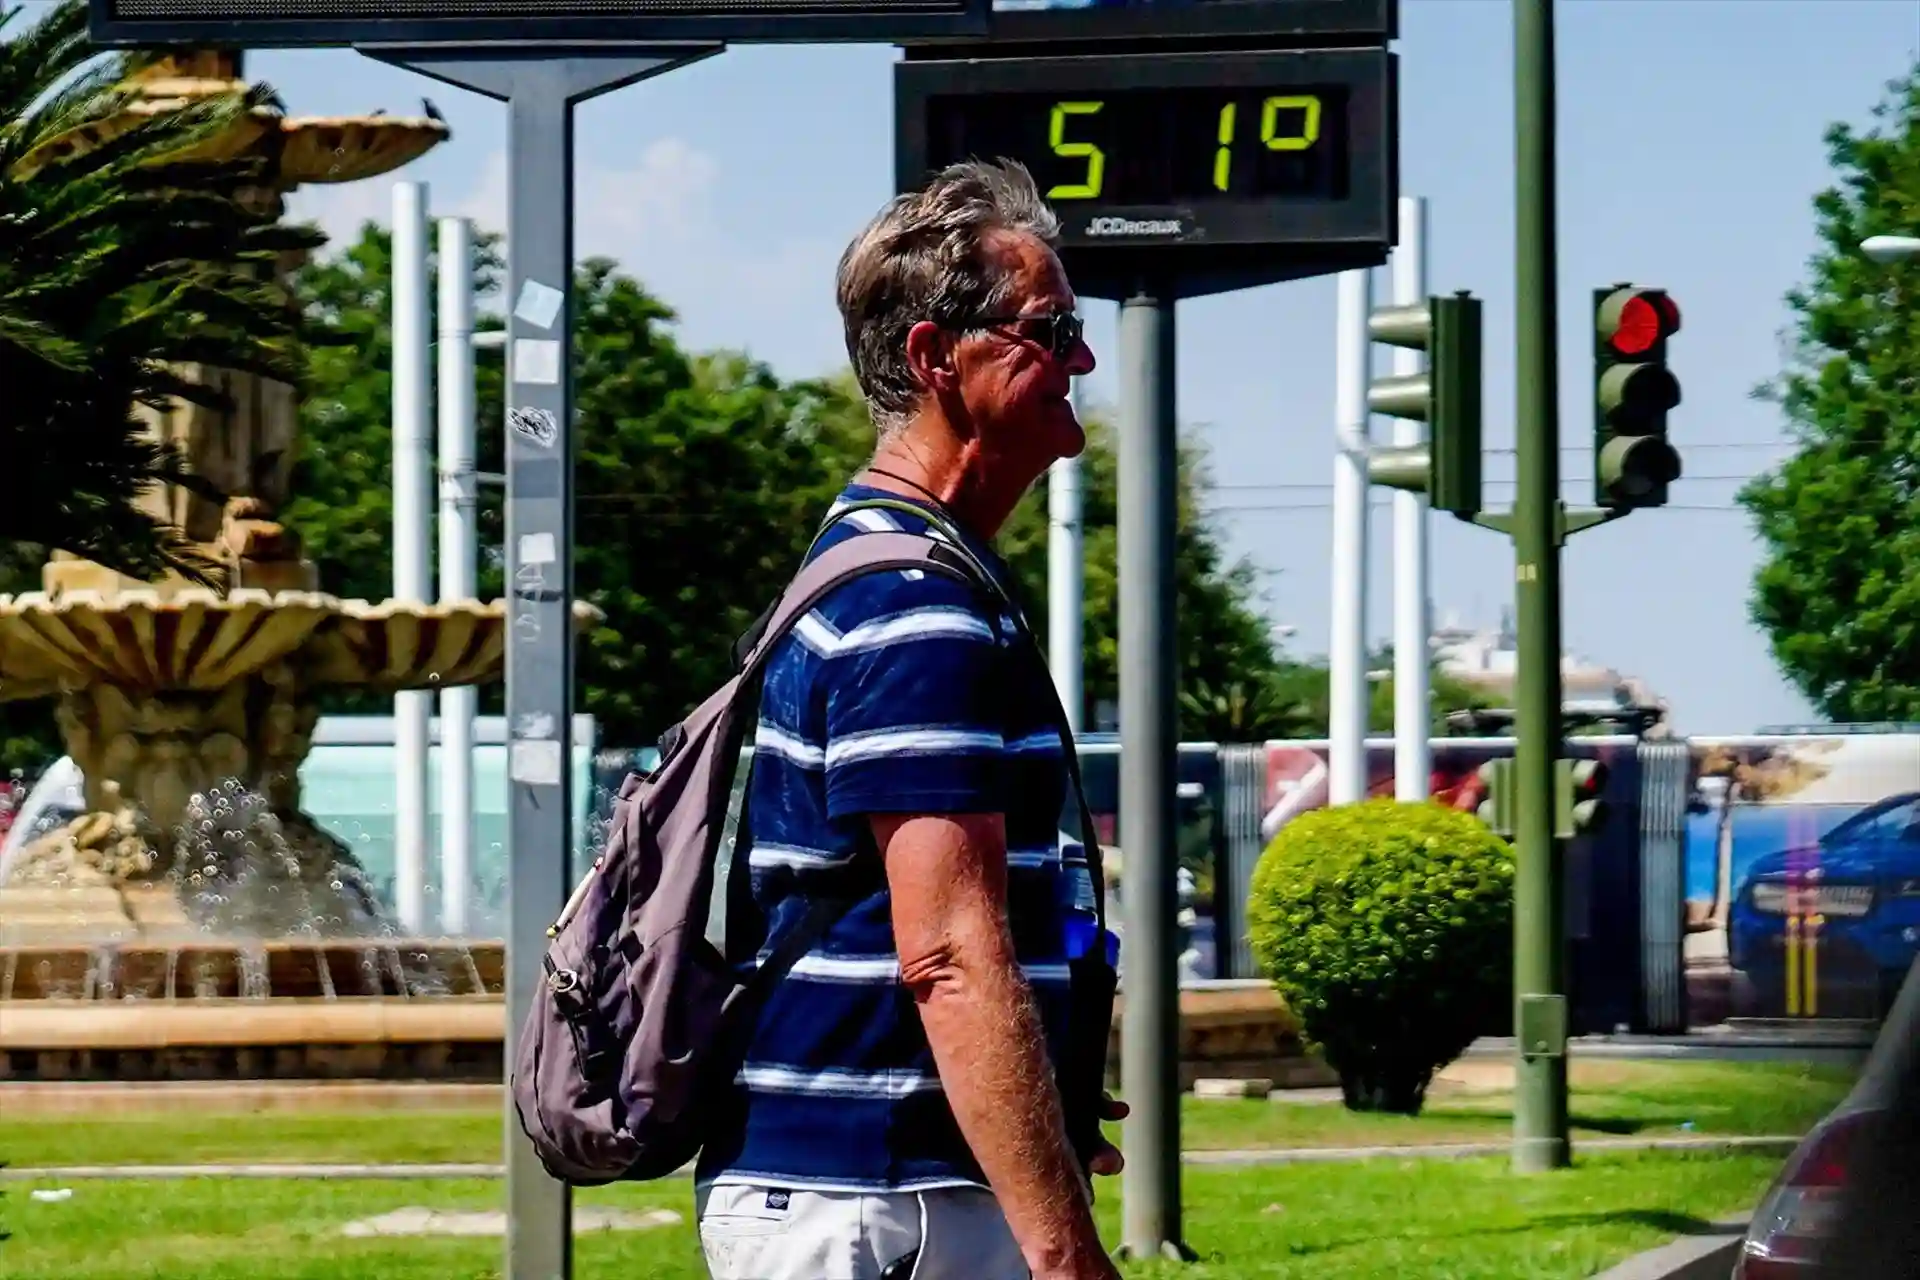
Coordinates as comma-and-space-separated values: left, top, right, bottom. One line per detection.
835, 158, 1061, 438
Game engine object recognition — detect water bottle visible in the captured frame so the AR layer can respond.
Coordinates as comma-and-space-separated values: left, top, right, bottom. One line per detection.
1060, 841, 1119, 966
1056, 837, 1115, 1175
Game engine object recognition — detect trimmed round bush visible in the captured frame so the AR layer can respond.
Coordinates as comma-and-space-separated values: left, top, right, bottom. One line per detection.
1248, 797, 1514, 1114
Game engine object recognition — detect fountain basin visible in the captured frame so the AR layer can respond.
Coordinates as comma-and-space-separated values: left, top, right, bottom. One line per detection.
0, 593, 603, 894
0, 937, 504, 1001
2, 996, 503, 1049
0, 997, 508, 1083
0, 588, 338, 693
0, 590, 602, 697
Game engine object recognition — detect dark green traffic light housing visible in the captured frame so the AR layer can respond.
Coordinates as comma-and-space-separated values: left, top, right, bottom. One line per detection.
1592, 285, 1683, 509
1365, 291, 1484, 520
1476, 756, 1515, 840
1555, 757, 1609, 839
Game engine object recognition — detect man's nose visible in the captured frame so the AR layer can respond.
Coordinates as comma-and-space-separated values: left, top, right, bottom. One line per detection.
1067, 336, 1096, 378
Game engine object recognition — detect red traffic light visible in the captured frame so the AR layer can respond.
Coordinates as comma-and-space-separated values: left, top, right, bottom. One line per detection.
1600, 289, 1681, 356
1565, 757, 1608, 796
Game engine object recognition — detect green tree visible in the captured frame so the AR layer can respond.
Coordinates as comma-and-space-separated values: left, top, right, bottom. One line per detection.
0, 9, 326, 774
0, 5, 323, 581
1365, 647, 1502, 735
473, 273, 877, 741
997, 416, 1304, 740
286, 225, 1304, 747
1740, 63, 1920, 721
288, 228, 873, 740
1175, 643, 1495, 745
0, 540, 56, 775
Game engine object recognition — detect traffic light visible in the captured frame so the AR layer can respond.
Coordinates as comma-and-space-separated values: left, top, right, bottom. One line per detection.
1476, 757, 1515, 840
1554, 757, 1609, 840
1366, 291, 1483, 519
1592, 285, 1683, 509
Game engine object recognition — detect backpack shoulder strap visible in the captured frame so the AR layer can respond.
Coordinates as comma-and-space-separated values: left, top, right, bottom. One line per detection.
718, 527, 993, 989
809, 496, 1111, 937
737, 528, 982, 683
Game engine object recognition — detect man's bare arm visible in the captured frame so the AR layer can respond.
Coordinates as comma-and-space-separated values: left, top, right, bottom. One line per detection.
875, 810, 1115, 1280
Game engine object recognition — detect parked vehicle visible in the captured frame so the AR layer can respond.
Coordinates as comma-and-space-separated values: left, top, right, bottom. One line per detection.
1729, 791, 1920, 1020
1734, 954, 1920, 1276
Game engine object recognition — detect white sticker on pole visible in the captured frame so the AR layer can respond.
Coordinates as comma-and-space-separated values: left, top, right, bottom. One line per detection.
513, 279, 564, 331
513, 338, 561, 386
514, 711, 557, 741
518, 531, 557, 566
510, 738, 563, 787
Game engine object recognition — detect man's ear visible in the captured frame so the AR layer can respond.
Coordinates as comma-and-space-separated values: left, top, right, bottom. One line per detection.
903, 320, 956, 396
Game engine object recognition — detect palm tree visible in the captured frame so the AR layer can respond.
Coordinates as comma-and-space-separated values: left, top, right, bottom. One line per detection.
0, 0, 325, 585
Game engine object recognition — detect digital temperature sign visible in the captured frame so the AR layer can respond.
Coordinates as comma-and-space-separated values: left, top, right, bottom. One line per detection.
894, 47, 1396, 296
928, 88, 1348, 207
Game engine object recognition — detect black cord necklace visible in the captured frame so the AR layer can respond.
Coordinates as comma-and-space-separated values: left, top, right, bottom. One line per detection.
862, 465, 950, 513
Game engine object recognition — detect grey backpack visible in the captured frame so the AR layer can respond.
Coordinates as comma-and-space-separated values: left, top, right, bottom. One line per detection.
508, 518, 1112, 1187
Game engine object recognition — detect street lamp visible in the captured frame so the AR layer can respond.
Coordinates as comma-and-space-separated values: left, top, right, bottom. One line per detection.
1861, 235, 1920, 264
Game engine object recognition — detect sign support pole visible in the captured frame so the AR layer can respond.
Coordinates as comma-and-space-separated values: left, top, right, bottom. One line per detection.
363, 45, 721, 1279
1116, 279, 1194, 1265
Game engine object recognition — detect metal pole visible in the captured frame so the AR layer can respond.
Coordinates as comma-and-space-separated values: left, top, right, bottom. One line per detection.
1391, 197, 1432, 802
436, 214, 479, 937
1049, 382, 1085, 735
1329, 268, 1371, 806
363, 46, 721, 1279
391, 179, 433, 937
498, 69, 583, 1279
1512, 0, 1571, 1173
1117, 282, 1189, 1263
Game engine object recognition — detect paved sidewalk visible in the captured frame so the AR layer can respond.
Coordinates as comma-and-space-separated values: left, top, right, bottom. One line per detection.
0, 1133, 1801, 1181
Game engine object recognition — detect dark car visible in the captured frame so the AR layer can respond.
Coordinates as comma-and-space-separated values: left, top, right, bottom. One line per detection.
1729, 791, 1920, 1020
1733, 954, 1920, 1276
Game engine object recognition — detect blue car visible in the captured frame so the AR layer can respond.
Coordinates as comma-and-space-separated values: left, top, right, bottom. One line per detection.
1729, 790, 1920, 1020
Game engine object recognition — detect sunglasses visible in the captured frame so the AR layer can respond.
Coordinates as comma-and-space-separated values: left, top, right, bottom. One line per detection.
943, 309, 1084, 361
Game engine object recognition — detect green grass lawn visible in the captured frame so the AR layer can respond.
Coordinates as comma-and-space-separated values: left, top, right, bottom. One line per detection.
0, 1059, 1853, 1168
0, 1150, 1782, 1279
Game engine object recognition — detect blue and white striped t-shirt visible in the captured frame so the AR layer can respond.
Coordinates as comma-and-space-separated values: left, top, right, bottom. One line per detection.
693, 483, 1076, 1194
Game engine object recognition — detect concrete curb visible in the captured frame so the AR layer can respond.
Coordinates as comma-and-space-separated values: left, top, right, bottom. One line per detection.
1590, 1217, 1749, 1280
1186, 1134, 1798, 1165
0, 1134, 1800, 1181
0, 1162, 506, 1180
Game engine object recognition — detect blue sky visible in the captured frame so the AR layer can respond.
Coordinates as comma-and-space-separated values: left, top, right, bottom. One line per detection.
149, 0, 1920, 733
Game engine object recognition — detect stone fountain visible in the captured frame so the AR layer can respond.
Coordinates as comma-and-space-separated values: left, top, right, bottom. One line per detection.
0, 53, 593, 1073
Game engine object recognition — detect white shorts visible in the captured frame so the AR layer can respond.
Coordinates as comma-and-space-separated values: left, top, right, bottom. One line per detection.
694, 1182, 1030, 1280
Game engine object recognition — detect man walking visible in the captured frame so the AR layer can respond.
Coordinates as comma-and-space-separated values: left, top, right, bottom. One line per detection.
692, 159, 1124, 1280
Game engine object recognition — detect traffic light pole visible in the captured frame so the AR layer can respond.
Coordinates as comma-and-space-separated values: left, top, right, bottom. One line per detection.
1362, 0, 1673, 1179
1510, 0, 1570, 1174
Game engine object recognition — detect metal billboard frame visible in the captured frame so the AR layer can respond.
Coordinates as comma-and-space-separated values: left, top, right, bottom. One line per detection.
86, 0, 988, 47
910, 0, 1394, 59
